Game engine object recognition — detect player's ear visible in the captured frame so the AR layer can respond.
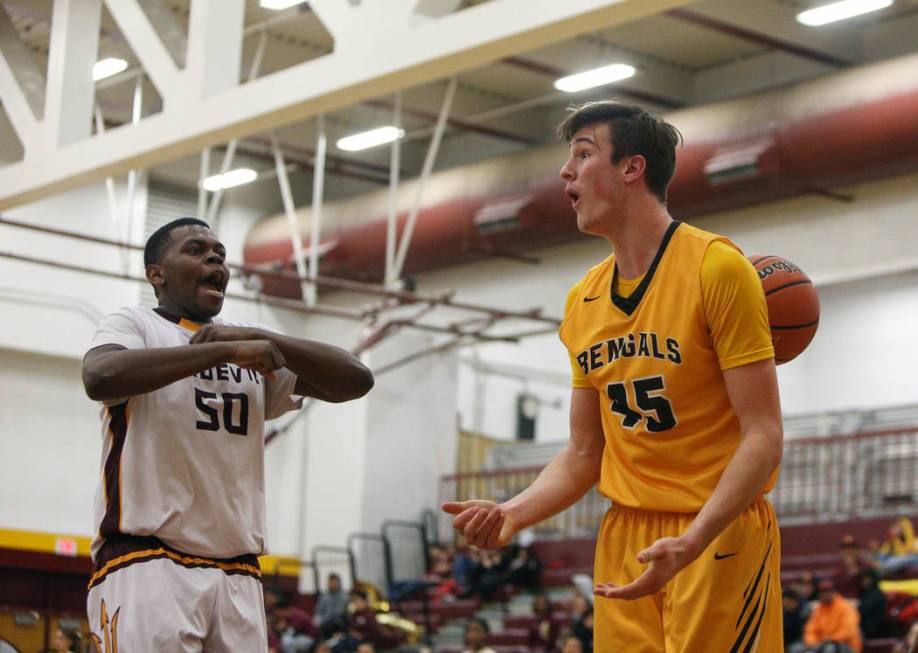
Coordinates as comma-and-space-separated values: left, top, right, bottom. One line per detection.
622, 155, 647, 184
146, 263, 166, 295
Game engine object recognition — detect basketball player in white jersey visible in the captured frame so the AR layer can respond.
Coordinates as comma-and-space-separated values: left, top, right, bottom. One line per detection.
82, 218, 374, 652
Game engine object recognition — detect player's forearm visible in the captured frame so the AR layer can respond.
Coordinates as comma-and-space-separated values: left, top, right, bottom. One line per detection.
681, 428, 782, 556
83, 343, 232, 401
502, 443, 602, 530
263, 333, 374, 401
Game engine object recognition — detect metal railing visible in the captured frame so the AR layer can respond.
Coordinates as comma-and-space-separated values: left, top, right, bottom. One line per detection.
347, 532, 393, 596
311, 545, 355, 593
438, 427, 918, 540
774, 427, 918, 524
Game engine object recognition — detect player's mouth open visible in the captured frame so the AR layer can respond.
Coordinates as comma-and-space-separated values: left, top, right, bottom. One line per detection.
566, 189, 581, 208
199, 271, 226, 297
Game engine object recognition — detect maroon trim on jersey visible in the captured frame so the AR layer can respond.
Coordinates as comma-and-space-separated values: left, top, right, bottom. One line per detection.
99, 403, 128, 539
89, 535, 261, 590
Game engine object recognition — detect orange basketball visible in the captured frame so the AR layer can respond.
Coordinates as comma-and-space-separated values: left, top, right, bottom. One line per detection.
748, 255, 820, 364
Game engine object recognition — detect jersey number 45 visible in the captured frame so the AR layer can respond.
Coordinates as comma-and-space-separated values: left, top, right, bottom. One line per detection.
606, 376, 677, 433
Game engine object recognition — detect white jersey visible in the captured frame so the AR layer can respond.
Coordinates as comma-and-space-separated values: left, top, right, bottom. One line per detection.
87, 306, 302, 561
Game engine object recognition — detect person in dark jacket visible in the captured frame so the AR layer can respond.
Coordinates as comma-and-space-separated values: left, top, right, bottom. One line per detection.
783, 588, 806, 651
857, 568, 887, 639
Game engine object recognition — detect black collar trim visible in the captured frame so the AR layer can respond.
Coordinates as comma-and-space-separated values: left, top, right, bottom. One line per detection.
610, 220, 681, 316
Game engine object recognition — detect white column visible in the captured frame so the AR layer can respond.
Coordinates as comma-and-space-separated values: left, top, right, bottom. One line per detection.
186, 0, 245, 99
44, 0, 103, 147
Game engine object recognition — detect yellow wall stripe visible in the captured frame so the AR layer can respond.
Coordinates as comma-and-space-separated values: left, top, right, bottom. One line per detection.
0, 527, 299, 578
0, 527, 93, 557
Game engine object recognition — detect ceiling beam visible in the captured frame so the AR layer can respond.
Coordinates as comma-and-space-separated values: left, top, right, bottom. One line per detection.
666, 0, 859, 68
0, 0, 695, 210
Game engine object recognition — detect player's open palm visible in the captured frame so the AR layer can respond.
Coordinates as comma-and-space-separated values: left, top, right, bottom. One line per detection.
594, 535, 698, 600
226, 340, 286, 376
441, 500, 517, 549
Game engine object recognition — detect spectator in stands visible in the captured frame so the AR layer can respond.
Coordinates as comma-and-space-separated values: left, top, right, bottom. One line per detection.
876, 517, 918, 577
472, 549, 509, 601
272, 609, 316, 653
560, 634, 584, 653
347, 589, 403, 651
426, 544, 453, 582
834, 535, 875, 599
452, 544, 478, 597
571, 601, 594, 653
856, 568, 887, 640
462, 618, 496, 653
797, 571, 819, 616
356, 644, 375, 653
530, 594, 557, 652
309, 643, 332, 653
506, 544, 542, 590
803, 579, 862, 653
316, 573, 350, 639
50, 627, 82, 653
784, 588, 807, 653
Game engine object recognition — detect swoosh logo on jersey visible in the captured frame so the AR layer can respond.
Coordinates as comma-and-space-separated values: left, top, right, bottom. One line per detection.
714, 551, 738, 561
583, 295, 601, 302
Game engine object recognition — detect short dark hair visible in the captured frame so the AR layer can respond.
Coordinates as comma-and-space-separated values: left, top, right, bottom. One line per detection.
144, 217, 211, 267
557, 100, 682, 203
467, 617, 490, 634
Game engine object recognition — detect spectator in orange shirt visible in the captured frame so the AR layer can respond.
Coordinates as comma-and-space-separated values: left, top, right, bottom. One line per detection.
803, 579, 862, 653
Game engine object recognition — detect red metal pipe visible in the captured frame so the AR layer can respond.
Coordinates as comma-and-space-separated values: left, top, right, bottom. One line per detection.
244, 55, 918, 294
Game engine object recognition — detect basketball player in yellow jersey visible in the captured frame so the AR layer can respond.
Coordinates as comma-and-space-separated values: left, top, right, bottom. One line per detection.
443, 101, 784, 652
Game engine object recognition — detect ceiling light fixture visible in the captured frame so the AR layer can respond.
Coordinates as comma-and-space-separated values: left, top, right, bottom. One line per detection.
796, 0, 893, 26
553, 63, 637, 93
336, 126, 405, 152
259, 0, 308, 10
92, 57, 129, 82
202, 168, 258, 191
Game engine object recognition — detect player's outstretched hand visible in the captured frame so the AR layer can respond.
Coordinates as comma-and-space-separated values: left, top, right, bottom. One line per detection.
223, 339, 286, 378
441, 500, 517, 549
189, 324, 263, 344
594, 535, 699, 601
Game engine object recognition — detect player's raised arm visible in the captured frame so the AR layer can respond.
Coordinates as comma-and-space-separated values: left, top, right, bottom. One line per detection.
442, 386, 605, 548
82, 339, 285, 402
189, 324, 374, 402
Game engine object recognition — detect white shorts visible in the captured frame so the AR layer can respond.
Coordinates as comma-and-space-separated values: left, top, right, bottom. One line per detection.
87, 536, 267, 652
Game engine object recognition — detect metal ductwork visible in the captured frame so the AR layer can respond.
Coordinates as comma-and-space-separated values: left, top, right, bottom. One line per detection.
244, 53, 918, 298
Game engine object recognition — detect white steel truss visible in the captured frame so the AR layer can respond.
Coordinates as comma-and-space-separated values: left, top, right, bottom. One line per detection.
0, 0, 691, 210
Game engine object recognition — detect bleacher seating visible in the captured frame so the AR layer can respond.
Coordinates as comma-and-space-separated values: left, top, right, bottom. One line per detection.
530, 537, 595, 587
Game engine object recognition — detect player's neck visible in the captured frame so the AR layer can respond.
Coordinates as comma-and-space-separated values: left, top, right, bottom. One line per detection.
605, 202, 673, 279
155, 300, 213, 325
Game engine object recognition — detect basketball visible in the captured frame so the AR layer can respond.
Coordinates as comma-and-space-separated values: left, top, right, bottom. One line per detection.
748, 255, 820, 364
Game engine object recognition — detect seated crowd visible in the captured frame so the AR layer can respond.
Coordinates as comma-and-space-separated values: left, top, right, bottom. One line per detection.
265, 574, 411, 653
782, 517, 918, 653
262, 517, 918, 653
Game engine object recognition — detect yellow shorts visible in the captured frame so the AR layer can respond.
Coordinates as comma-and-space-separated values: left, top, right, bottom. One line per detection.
593, 497, 782, 653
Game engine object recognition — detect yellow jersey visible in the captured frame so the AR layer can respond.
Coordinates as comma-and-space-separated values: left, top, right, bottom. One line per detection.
559, 221, 776, 512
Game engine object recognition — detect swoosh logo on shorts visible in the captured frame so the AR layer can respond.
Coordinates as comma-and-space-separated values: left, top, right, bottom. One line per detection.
714, 551, 738, 561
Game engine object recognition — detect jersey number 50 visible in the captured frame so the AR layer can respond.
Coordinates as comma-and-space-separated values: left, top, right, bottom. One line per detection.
606, 376, 676, 432
195, 387, 250, 436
